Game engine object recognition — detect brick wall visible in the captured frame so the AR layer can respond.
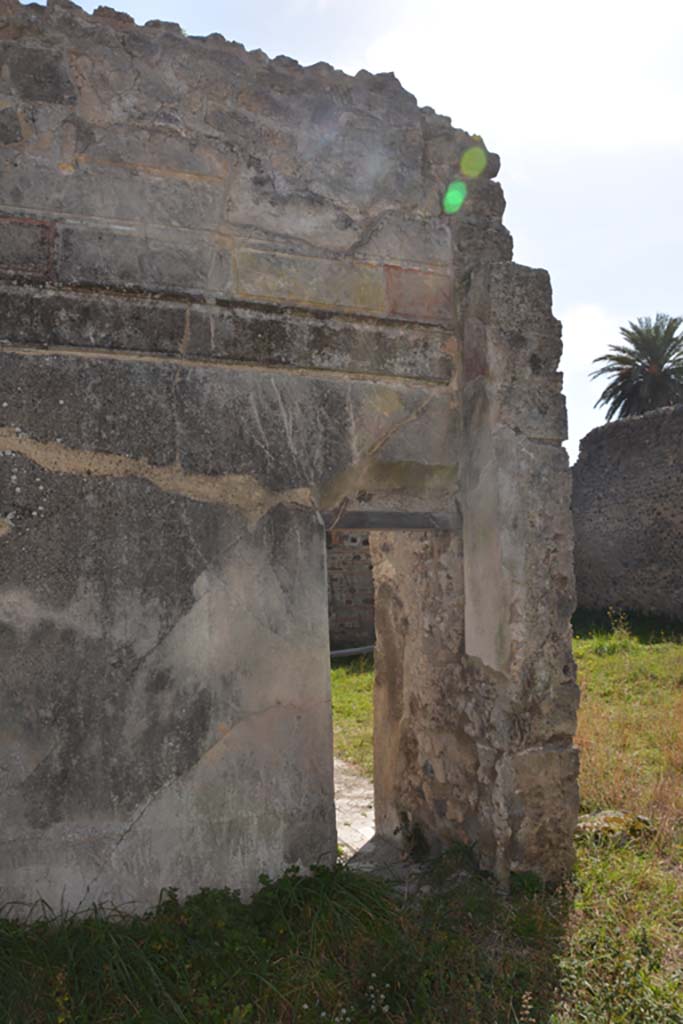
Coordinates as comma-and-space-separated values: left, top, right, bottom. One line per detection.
327, 531, 375, 649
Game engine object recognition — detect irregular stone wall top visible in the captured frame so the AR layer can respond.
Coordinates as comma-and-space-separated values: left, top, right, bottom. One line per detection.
573, 405, 683, 620
0, 0, 509, 381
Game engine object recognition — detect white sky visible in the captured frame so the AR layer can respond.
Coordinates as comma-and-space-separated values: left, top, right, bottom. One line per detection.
69, 0, 683, 460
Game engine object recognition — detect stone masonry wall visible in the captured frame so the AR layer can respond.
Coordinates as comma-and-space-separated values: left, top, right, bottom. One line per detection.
326, 531, 375, 650
573, 405, 683, 620
373, 265, 578, 886
0, 0, 462, 910
0, 0, 577, 909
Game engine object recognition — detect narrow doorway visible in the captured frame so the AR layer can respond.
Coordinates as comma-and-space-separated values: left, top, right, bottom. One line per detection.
326, 524, 463, 874
326, 529, 376, 858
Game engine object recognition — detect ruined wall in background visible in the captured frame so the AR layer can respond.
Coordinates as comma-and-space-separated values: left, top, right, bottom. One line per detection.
573, 406, 683, 620
326, 531, 375, 650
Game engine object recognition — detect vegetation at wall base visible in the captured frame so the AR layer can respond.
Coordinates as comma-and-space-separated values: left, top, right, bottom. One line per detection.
2, 845, 681, 1022
572, 606, 683, 645
2, 621, 682, 1023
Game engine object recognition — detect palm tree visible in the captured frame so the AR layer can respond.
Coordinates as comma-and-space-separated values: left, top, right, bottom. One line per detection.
591, 313, 683, 420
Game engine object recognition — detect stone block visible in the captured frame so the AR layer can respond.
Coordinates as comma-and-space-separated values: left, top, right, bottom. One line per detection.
175, 366, 451, 497
226, 161, 363, 252
0, 155, 225, 231
188, 303, 453, 382
58, 225, 231, 297
384, 265, 453, 324
487, 263, 557, 335
473, 262, 564, 381
65, 164, 225, 231
0, 215, 53, 277
174, 367, 354, 492
450, 217, 513, 278
0, 285, 186, 353
235, 249, 387, 315
0, 350, 177, 465
495, 376, 568, 442
80, 124, 231, 180
354, 215, 451, 267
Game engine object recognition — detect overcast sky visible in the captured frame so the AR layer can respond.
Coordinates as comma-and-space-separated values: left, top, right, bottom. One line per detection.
70, 0, 683, 461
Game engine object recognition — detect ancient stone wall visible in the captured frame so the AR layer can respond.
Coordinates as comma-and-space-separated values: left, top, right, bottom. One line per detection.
573, 406, 683, 620
0, 0, 577, 911
326, 531, 375, 650
373, 264, 578, 886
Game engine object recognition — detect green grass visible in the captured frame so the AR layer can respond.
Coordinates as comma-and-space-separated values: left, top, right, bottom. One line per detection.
574, 611, 683, 861
330, 655, 374, 776
3, 848, 681, 1022
327, 614, 683, 1021
3, 615, 683, 1023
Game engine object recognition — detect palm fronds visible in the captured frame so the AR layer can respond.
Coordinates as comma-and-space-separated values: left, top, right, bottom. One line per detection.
591, 314, 683, 420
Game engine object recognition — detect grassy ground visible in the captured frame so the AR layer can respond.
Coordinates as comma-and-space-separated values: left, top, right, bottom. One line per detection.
3, 615, 683, 1023
573, 612, 683, 861
328, 613, 683, 1022
330, 655, 374, 776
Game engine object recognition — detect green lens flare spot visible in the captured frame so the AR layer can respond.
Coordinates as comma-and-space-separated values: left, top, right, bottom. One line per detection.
460, 145, 487, 178
442, 180, 467, 214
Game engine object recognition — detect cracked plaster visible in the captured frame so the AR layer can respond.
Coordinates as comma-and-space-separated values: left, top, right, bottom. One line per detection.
0, 0, 577, 911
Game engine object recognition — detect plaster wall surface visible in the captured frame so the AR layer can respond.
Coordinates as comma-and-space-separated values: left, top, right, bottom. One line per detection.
573, 406, 683, 620
0, 0, 577, 910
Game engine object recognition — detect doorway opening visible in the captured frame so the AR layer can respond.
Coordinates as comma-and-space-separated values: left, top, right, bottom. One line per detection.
327, 528, 376, 858
325, 524, 468, 877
